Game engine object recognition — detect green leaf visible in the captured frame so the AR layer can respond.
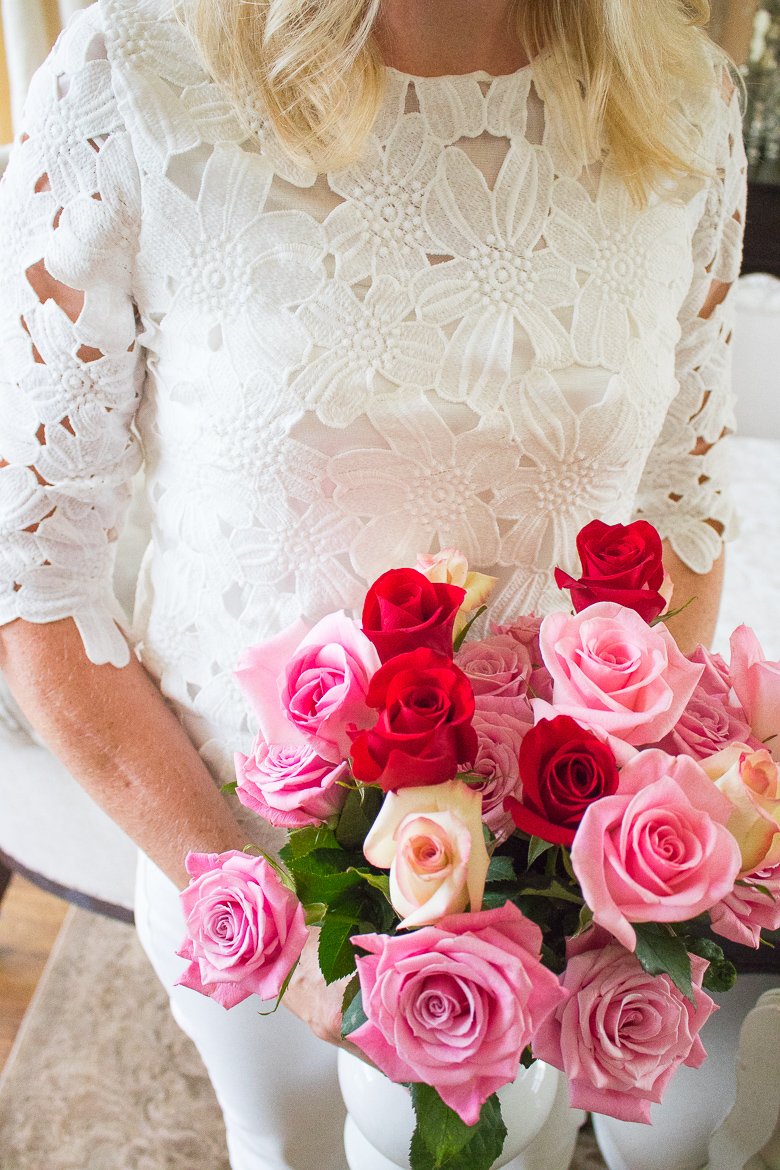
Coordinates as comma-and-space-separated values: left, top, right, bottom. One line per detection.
341, 973, 361, 1016
520, 1045, 536, 1069
220, 779, 238, 793
335, 785, 384, 849
279, 825, 339, 863
527, 836, 555, 866
452, 606, 488, 654
291, 847, 367, 876
481, 889, 518, 910
346, 868, 391, 900
486, 856, 516, 883
292, 866, 365, 908
409, 1084, 474, 1163
318, 916, 360, 984
408, 1088, 506, 1170
633, 922, 695, 1005
685, 937, 737, 993
341, 987, 368, 1037
303, 902, 327, 926
575, 904, 594, 935
482, 824, 495, 848
518, 879, 584, 905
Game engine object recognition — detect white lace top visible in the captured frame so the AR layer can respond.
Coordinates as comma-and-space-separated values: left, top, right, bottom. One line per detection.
0, 0, 747, 800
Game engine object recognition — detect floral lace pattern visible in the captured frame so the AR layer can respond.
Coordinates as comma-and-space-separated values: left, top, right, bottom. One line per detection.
0, 0, 746, 797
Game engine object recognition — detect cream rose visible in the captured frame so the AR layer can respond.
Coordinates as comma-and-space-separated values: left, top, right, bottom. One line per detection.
417, 548, 497, 635
363, 779, 490, 929
703, 744, 780, 873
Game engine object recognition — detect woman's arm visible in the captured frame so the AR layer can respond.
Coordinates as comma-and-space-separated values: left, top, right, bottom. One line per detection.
662, 541, 725, 655
0, 617, 251, 889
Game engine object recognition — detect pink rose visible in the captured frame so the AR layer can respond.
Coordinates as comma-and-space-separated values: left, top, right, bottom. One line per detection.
362, 779, 490, 929
455, 635, 531, 698
175, 850, 308, 1008
538, 602, 703, 746
234, 739, 348, 829
654, 686, 756, 761
471, 695, 534, 839
532, 926, 716, 1124
571, 749, 741, 951
234, 612, 380, 763
710, 853, 780, 948
688, 645, 733, 697
730, 626, 780, 762
491, 615, 553, 702
349, 903, 567, 1125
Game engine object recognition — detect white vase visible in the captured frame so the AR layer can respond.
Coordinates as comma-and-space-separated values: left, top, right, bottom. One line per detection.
337, 1050, 560, 1170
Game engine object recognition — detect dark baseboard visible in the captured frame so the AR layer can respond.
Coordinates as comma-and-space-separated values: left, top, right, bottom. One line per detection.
0, 848, 134, 926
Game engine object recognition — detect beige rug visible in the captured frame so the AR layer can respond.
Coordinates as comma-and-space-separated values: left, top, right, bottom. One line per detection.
0, 907, 604, 1169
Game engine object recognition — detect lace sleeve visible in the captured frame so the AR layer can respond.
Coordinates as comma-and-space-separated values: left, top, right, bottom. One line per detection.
632, 75, 747, 574
0, 8, 144, 667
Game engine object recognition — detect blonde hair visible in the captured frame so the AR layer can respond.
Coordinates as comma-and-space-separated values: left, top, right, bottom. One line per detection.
182, 0, 727, 201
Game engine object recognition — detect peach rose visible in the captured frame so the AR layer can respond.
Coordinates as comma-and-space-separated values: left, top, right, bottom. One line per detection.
362, 779, 490, 929
702, 744, 780, 873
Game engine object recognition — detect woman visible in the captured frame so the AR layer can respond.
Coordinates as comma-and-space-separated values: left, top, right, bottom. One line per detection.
0, 0, 746, 1167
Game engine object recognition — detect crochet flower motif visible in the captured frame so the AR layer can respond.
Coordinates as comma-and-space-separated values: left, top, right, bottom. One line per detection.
292, 277, 445, 427
546, 170, 689, 370
494, 371, 642, 573
231, 500, 365, 622
142, 143, 325, 372
412, 141, 577, 405
327, 114, 442, 282
329, 393, 519, 581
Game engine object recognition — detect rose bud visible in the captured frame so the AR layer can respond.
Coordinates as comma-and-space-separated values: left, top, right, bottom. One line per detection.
361, 567, 465, 663
362, 778, 490, 929
505, 715, 620, 846
176, 850, 308, 1008
554, 519, 668, 623
350, 647, 478, 791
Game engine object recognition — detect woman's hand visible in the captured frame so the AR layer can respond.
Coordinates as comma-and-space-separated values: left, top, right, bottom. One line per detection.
282, 931, 376, 1066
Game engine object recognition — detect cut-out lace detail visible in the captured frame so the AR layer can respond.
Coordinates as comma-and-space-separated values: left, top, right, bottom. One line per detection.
0, 0, 747, 797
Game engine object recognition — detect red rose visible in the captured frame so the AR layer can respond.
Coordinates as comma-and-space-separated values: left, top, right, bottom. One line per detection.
505, 716, 619, 846
362, 568, 465, 663
554, 520, 667, 623
350, 648, 478, 792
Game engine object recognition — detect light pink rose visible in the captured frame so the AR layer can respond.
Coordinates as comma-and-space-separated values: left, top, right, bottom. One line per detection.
362, 780, 489, 929
654, 685, 756, 761
571, 749, 741, 951
175, 850, 308, 1008
349, 903, 568, 1125
532, 926, 715, 1124
234, 739, 348, 829
455, 634, 531, 698
730, 626, 780, 762
491, 615, 553, 702
688, 645, 733, 697
471, 695, 534, 839
234, 612, 380, 763
538, 602, 703, 746
710, 852, 780, 948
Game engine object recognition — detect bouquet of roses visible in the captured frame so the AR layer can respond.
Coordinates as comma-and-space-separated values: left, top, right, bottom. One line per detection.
175, 518, 780, 1170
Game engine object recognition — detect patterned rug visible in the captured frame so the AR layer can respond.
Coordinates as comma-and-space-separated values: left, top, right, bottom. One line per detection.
0, 907, 605, 1169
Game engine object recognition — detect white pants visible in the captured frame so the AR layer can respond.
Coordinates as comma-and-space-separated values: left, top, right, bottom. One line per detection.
134, 851, 349, 1170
